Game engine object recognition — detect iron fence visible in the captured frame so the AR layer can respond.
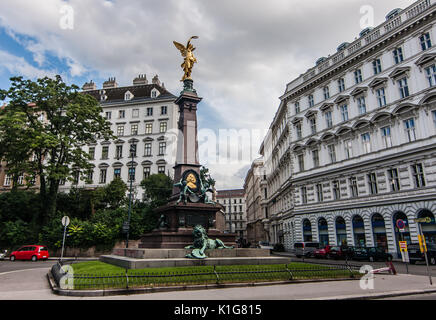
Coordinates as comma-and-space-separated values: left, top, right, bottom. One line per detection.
51, 261, 362, 291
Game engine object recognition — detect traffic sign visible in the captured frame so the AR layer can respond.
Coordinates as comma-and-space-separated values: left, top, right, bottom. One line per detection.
418, 234, 428, 253
61, 216, 70, 227
396, 219, 406, 232
399, 241, 408, 252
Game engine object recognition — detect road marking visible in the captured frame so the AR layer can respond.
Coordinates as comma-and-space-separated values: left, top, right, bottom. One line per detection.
0, 267, 51, 277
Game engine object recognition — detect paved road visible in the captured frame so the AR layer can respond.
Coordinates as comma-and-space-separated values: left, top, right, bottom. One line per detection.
382, 292, 436, 300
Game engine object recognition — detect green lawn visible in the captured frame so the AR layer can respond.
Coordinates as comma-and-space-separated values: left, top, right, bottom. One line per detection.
60, 261, 361, 290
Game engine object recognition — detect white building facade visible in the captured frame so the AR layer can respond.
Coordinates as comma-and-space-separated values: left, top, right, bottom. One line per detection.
263, 0, 436, 256
59, 74, 178, 200
216, 189, 247, 240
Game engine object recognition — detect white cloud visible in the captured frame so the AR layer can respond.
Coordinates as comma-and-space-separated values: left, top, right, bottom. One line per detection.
0, 0, 415, 188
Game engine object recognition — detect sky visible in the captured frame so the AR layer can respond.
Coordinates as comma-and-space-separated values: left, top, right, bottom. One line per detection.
0, 0, 414, 190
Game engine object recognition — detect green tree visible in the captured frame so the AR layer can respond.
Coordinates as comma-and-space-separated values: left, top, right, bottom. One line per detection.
140, 173, 173, 206
93, 177, 128, 210
0, 76, 114, 224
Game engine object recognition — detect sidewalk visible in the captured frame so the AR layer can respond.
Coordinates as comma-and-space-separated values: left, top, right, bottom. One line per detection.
80, 274, 435, 300
272, 251, 403, 262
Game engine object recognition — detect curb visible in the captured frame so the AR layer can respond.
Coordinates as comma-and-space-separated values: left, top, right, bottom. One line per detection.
315, 288, 436, 300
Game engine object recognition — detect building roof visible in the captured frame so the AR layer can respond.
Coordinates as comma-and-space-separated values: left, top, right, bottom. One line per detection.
84, 83, 177, 104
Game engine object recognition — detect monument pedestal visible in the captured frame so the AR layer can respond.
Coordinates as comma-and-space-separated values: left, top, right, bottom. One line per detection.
139, 200, 237, 248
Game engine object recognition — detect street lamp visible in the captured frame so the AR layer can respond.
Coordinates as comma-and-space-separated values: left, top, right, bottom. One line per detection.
125, 144, 135, 248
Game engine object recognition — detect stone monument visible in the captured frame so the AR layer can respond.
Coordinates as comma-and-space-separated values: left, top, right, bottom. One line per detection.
138, 36, 237, 249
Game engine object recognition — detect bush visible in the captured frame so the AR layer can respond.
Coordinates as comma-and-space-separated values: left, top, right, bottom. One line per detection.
273, 243, 285, 252
0, 219, 35, 249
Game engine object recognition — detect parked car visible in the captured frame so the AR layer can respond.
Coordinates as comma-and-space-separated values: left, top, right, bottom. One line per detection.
258, 241, 274, 250
294, 242, 320, 258
10, 245, 49, 262
313, 245, 332, 259
0, 250, 7, 260
327, 246, 354, 260
408, 243, 436, 265
351, 247, 392, 262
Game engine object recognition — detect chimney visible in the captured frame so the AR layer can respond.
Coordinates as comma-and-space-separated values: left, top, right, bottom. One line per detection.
103, 77, 118, 89
82, 80, 96, 91
152, 74, 161, 86
133, 74, 148, 85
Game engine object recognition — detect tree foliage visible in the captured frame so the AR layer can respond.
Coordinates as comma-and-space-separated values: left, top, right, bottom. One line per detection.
140, 173, 173, 206
0, 76, 114, 223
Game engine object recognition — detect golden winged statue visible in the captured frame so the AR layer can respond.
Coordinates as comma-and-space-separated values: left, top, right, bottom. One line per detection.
173, 36, 198, 82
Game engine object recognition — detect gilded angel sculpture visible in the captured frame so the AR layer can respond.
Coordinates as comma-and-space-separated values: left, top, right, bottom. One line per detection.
173, 36, 198, 82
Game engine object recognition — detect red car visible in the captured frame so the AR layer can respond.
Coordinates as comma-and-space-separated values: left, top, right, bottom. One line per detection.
10, 245, 49, 262
314, 245, 332, 259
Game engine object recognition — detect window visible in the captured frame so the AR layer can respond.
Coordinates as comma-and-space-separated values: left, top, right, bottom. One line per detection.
310, 117, 317, 134
398, 78, 409, 98
119, 110, 125, 119
312, 149, 319, 168
295, 102, 300, 114
151, 91, 157, 98
102, 146, 109, 159
308, 94, 314, 107
114, 168, 121, 179
161, 106, 168, 115
115, 145, 123, 159
411, 163, 426, 188
316, 184, 323, 202
381, 126, 393, 148
354, 69, 363, 84
387, 168, 400, 192
404, 118, 416, 142
130, 144, 137, 157
89, 147, 95, 160
376, 87, 387, 107
325, 111, 333, 128
433, 111, 436, 128
349, 177, 358, 198
340, 104, 348, 122
159, 122, 167, 133
323, 86, 330, 100
143, 167, 151, 180
328, 144, 336, 163
125, 92, 132, 100
145, 122, 153, 134
361, 133, 371, 154
105, 111, 112, 119
373, 59, 382, 75
3, 173, 11, 186
132, 109, 139, 118
344, 139, 353, 159
368, 172, 378, 195
393, 47, 404, 64
146, 107, 153, 116
338, 78, 345, 92
357, 97, 366, 115
301, 187, 307, 204
295, 123, 302, 139
425, 65, 436, 87
420, 32, 432, 51
117, 125, 124, 136
144, 143, 152, 156
99, 169, 107, 184
131, 124, 138, 135
298, 154, 304, 172
158, 166, 165, 174
72, 171, 79, 185
159, 142, 166, 155
332, 180, 340, 200
128, 167, 136, 182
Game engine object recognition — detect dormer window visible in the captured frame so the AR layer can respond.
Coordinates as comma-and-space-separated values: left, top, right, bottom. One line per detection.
124, 91, 133, 101
151, 89, 159, 98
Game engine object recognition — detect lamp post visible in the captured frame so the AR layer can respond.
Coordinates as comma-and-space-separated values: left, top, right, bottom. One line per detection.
125, 144, 135, 249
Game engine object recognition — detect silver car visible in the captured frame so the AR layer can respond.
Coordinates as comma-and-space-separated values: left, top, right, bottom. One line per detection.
0, 250, 7, 260
294, 242, 320, 258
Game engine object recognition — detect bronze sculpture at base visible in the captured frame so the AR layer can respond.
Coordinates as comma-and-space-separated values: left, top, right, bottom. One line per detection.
185, 225, 233, 259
